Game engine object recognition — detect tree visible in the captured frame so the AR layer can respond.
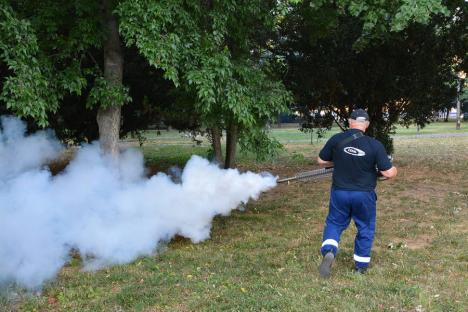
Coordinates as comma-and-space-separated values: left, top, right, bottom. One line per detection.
275, 0, 463, 153
0, 2, 73, 126
96, 0, 125, 157
3, 0, 458, 160
117, 0, 291, 168
0, 0, 131, 155
45, 47, 176, 145
1, 1, 290, 164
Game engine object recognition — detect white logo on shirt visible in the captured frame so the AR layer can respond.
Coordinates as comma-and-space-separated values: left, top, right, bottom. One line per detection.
344, 147, 366, 156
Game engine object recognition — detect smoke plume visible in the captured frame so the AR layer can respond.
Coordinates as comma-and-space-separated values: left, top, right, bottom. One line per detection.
0, 116, 277, 289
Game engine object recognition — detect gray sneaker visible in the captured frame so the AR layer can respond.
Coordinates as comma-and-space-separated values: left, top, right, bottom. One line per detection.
319, 252, 335, 278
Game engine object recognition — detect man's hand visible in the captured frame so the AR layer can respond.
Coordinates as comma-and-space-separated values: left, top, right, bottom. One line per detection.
380, 166, 397, 179
317, 156, 333, 167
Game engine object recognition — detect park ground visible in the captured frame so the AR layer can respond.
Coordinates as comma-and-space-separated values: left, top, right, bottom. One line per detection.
2, 122, 467, 311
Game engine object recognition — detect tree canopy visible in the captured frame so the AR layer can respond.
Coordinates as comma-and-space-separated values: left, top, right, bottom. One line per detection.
0, 0, 465, 160
276, 0, 466, 153
0, 0, 292, 164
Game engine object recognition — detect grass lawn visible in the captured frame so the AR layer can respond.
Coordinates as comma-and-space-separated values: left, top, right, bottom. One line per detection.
269, 121, 468, 142
124, 121, 468, 146
2, 135, 467, 311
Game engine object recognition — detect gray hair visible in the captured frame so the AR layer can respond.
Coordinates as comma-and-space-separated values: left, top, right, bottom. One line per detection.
348, 118, 370, 125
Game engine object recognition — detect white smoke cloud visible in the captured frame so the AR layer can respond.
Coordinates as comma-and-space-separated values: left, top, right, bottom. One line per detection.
0, 116, 277, 289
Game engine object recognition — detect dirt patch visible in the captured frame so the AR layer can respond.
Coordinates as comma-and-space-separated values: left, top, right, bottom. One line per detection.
144, 304, 191, 312
381, 234, 434, 251
390, 164, 466, 204
404, 234, 433, 250
47, 148, 77, 175
398, 185, 444, 203
451, 223, 468, 234
168, 235, 192, 249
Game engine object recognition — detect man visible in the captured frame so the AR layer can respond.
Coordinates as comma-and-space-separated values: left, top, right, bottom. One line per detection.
317, 109, 397, 278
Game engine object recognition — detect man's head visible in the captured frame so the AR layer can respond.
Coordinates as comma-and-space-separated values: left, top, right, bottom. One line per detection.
348, 109, 370, 131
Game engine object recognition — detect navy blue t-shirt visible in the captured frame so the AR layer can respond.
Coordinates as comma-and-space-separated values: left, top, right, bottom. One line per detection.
319, 129, 392, 191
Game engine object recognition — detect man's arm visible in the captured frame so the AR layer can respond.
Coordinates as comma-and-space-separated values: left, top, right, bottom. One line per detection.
317, 135, 337, 166
380, 166, 397, 179
317, 156, 333, 166
375, 141, 397, 179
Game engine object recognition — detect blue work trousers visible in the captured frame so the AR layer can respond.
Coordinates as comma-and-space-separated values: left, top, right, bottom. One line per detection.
321, 188, 377, 268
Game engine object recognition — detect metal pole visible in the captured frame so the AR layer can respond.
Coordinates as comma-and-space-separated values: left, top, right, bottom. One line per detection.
456, 78, 461, 130
277, 167, 334, 183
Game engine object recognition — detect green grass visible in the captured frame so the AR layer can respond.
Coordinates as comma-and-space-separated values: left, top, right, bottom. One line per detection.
393, 121, 468, 135
270, 121, 468, 142
3, 134, 468, 312
124, 121, 468, 146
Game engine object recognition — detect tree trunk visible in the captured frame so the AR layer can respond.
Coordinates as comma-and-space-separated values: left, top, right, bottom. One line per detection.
224, 121, 238, 169
97, 0, 123, 157
210, 126, 223, 165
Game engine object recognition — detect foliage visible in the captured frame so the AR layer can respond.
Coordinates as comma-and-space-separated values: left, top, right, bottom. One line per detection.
0, 3, 58, 126
117, 0, 292, 160
276, 0, 464, 153
0, 0, 463, 160
286, 0, 449, 42
87, 76, 131, 109
461, 81, 468, 104
48, 48, 176, 143
0, 0, 133, 128
239, 128, 284, 162
1, 0, 292, 161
